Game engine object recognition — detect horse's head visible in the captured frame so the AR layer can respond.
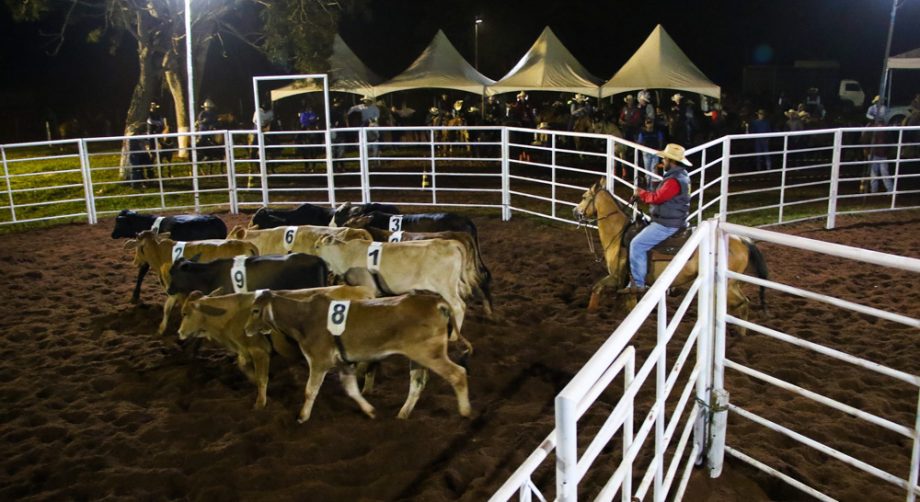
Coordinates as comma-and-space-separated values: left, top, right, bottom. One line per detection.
573, 177, 608, 222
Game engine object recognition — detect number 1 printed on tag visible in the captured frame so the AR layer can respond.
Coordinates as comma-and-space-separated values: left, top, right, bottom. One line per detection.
367, 242, 382, 272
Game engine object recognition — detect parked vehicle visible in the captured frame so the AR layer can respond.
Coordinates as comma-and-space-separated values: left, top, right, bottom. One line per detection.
743, 60, 866, 109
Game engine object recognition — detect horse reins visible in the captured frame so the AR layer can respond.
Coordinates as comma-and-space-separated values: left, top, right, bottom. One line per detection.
579, 189, 632, 264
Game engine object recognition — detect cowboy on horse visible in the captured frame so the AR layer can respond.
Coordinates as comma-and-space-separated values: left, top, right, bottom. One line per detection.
621, 143, 692, 294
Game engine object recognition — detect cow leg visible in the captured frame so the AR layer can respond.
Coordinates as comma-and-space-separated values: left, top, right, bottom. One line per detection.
397, 362, 429, 419
158, 293, 183, 336
298, 361, 329, 423
358, 361, 380, 394
419, 355, 471, 418
131, 263, 150, 303
340, 365, 376, 419
251, 350, 271, 409
727, 281, 751, 336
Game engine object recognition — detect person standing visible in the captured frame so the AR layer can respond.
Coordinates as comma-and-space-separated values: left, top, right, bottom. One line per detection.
618, 94, 642, 141
620, 143, 692, 293
197, 99, 219, 131
748, 109, 772, 170
348, 96, 381, 157
865, 95, 887, 124
861, 120, 894, 193
636, 118, 665, 189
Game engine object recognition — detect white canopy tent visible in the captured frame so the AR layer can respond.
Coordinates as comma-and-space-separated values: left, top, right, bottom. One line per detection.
270, 34, 382, 102
600, 24, 720, 99
488, 27, 601, 96
888, 47, 920, 70
373, 30, 495, 96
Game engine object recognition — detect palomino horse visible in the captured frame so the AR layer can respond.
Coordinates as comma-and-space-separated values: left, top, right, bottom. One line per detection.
572, 178, 768, 323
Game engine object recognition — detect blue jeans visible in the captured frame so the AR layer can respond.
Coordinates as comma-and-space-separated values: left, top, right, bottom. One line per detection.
629, 222, 680, 288
869, 155, 893, 193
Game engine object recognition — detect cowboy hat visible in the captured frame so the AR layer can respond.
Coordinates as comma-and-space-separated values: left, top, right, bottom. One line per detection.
784, 108, 798, 118
637, 90, 651, 102
573, 93, 587, 102
657, 143, 692, 166
201, 99, 216, 109
361, 95, 373, 103
872, 95, 880, 104
516, 91, 528, 100
671, 93, 683, 103
429, 106, 439, 114
453, 99, 464, 111
798, 110, 810, 118
624, 94, 635, 102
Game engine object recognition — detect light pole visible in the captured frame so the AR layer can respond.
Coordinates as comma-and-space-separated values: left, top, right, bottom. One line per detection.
184, 0, 200, 211
474, 16, 483, 71
877, 0, 900, 107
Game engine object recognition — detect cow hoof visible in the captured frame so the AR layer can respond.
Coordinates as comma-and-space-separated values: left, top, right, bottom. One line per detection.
297, 415, 311, 424
364, 408, 377, 419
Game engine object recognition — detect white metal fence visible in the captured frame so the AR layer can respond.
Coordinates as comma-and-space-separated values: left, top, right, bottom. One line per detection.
1, 121, 919, 500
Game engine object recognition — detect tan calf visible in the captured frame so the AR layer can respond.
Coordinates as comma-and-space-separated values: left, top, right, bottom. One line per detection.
227, 224, 371, 255
243, 291, 471, 422
178, 285, 376, 408
311, 235, 470, 331
124, 230, 258, 335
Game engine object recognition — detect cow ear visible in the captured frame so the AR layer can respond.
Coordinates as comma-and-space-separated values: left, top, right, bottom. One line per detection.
124, 239, 137, 251
598, 176, 606, 188
228, 225, 245, 238
187, 290, 205, 303
208, 288, 222, 296
198, 304, 226, 317
319, 234, 335, 246
188, 253, 202, 262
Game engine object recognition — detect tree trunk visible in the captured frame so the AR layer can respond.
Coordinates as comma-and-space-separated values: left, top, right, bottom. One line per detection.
120, 38, 162, 177
163, 50, 190, 159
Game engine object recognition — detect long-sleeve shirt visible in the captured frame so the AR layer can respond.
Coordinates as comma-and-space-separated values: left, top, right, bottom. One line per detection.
637, 177, 680, 205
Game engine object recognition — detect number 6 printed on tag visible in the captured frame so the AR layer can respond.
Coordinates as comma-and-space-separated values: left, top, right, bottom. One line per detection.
327, 300, 351, 336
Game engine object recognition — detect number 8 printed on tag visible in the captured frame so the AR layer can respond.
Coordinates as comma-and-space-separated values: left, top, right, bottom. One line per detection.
327, 300, 351, 336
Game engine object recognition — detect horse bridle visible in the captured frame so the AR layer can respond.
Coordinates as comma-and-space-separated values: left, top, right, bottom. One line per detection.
577, 185, 633, 264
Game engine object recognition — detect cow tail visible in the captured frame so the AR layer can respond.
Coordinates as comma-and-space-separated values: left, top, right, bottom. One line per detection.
468, 228, 494, 309
745, 238, 770, 313
439, 302, 472, 370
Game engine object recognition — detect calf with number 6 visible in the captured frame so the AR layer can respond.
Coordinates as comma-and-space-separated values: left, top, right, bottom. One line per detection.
310, 234, 471, 331
243, 290, 471, 422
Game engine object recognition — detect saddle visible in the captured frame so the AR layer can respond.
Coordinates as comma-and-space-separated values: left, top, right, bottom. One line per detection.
623, 223, 694, 261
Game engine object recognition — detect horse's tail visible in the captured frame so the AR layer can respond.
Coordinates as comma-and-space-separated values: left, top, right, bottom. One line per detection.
744, 238, 770, 313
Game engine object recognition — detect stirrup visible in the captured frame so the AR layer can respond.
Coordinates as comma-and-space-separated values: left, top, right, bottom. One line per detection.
616, 283, 647, 295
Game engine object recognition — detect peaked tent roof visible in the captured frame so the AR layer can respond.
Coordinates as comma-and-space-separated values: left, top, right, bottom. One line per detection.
373, 30, 495, 96
600, 25, 720, 99
270, 34, 383, 102
488, 27, 601, 96
888, 47, 920, 70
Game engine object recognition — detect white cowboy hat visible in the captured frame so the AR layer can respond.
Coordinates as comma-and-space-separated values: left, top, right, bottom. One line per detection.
573, 93, 587, 102
429, 106, 439, 114
201, 99, 216, 109
872, 95, 880, 104
657, 143, 692, 166
784, 108, 798, 118
516, 91, 527, 100
453, 100, 464, 111
637, 90, 651, 102
361, 95, 373, 103
671, 93, 683, 103
624, 94, 635, 102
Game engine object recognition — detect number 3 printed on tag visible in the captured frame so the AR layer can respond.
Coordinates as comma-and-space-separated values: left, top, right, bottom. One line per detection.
389, 215, 403, 232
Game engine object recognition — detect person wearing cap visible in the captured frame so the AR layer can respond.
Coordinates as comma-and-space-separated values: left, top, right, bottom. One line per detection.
865, 95, 887, 124
618, 94, 642, 141
145, 100, 171, 160
197, 98, 219, 131
747, 109, 772, 170
508, 91, 535, 128
621, 143, 692, 293
637, 91, 655, 122
860, 119, 893, 193
347, 96, 381, 156
568, 93, 593, 131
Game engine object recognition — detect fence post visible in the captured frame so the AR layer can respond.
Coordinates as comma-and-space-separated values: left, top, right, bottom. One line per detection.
694, 220, 715, 465
325, 129, 337, 208
891, 129, 903, 210
605, 137, 615, 190
358, 127, 371, 203
707, 221, 730, 477
77, 139, 96, 224
226, 133, 239, 214
555, 395, 578, 501
0, 146, 15, 222
826, 129, 842, 230
779, 135, 789, 224
192, 133, 201, 213
697, 149, 707, 225
154, 136, 166, 210
501, 127, 510, 221
718, 138, 730, 221
551, 133, 557, 219
427, 128, 436, 193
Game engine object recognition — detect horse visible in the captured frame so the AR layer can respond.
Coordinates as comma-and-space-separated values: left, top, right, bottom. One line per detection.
440, 115, 470, 156
572, 178, 769, 328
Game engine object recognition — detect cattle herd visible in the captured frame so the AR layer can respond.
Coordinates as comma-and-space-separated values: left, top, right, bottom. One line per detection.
110, 204, 492, 423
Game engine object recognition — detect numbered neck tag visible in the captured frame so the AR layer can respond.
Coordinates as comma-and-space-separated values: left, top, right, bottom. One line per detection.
151, 216, 165, 234
231, 255, 248, 293
327, 300, 351, 336
366, 242, 383, 272
388, 215, 403, 232
171, 242, 187, 263
283, 226, 297, 252
388, 231, 404, 243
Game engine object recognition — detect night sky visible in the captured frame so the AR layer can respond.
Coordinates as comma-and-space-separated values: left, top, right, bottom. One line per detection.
1, 0, 919, 140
